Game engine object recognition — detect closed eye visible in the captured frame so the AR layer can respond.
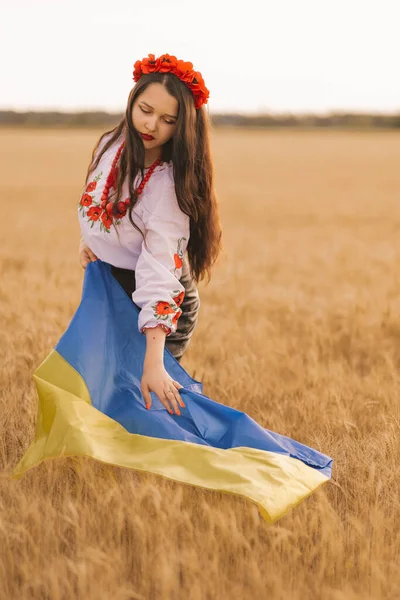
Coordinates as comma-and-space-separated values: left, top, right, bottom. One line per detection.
140, 106, 175, 125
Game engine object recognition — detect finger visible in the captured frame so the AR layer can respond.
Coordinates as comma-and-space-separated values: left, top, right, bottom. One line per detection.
172, 390, 184, 413
172, 381, 185, 407
158, 393, 174, 415
80, 257, 89, 269
88, 249, 98, 262
164, 389, 181, 416
141, 386, 152, 410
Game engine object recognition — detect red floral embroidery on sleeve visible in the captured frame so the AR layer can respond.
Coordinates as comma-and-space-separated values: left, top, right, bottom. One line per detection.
173, 291, 185, 307
149, 288, 185, 330
155, 301, 175, 316
172, 309, 182, 326
173, 237, 187, 274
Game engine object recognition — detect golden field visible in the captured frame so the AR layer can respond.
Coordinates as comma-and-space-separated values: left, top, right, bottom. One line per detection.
1, 127, 399, 599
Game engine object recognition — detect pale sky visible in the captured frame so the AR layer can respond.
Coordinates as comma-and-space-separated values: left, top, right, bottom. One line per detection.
1, 0, 399, 114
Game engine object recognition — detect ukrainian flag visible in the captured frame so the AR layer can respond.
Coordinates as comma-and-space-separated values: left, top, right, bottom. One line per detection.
12, 260, 333, 523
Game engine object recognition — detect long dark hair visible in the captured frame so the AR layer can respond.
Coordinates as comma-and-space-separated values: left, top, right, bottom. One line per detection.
84, 72, 223, 284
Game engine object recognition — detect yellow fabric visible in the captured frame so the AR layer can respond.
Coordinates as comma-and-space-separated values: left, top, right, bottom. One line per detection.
11, 350, 329, 523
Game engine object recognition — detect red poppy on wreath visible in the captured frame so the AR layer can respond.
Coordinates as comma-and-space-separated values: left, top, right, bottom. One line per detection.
86, 181, 97, 192
80, 193, 93, 207
172, 309, 182, 325
133, 53, 160, 77
173, 291, 185, 307
87, 206, 102, 221
101, 211, 113, 229
155, 302, 175, 316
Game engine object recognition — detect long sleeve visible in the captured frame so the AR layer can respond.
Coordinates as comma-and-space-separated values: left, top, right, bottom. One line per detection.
132, 175, 190, 336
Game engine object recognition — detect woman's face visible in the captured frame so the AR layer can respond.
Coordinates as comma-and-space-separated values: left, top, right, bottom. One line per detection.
132, 83, 179, 150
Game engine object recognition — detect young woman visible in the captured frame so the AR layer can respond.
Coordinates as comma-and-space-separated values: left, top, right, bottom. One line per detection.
13, 57, 333, 516
78, 53, 223, 418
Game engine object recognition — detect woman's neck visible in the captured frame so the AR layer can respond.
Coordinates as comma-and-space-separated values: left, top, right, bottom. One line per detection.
144, 148, 162, 168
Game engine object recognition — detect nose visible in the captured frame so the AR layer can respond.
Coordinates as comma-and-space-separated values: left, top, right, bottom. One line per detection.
145, 116, 157, 133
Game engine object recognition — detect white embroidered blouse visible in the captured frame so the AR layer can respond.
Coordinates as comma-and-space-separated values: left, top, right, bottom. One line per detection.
77, 133, 190, 336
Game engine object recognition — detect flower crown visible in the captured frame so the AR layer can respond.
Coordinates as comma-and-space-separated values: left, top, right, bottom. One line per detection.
133, 53, 210, 110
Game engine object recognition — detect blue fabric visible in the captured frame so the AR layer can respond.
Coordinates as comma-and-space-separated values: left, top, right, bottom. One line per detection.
56, 260, 333, 478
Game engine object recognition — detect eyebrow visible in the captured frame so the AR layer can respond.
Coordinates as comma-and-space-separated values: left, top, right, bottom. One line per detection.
140, 101, 178, 119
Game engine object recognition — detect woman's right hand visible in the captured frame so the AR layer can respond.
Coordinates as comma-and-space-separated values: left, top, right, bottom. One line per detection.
79, 239, 98, 269
141, 359, 185, 415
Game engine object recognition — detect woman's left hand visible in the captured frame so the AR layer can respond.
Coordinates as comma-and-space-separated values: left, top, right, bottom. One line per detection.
141, 360, 185, 415
79, 240, 98, 269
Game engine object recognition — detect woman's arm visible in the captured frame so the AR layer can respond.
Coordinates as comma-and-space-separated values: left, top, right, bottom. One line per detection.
131, 177, 190, 415
143, 325, 167, 367
141, 325, 185, 415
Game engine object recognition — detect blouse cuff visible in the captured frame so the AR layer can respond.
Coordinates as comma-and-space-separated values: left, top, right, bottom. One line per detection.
139, 301, 183, 337
141, 323, 172, 336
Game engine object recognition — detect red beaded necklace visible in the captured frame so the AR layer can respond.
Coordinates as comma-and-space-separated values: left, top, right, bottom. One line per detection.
100, 141, 162, 216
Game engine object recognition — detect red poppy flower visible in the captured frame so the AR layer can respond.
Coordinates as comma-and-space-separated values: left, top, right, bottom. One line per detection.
80, 193, 93, 207
173, 291, 185, 307
158, 54, 178, 73
176, 60, 194, 74
180, 70, 196, 84
174, 254, 183, 269
189, 71, 205, 92
87, 206, 102, 221
134, 54, 160, 78
101, 211, 113, 229
86, 181, 97, 192
172, 309, 182, 325
155, 302, 175, 316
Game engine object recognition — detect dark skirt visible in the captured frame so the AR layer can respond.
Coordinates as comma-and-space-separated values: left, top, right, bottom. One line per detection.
110, 254, 200, 362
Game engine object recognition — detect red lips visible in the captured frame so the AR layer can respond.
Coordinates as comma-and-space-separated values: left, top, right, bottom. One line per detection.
141, 133, 154, 140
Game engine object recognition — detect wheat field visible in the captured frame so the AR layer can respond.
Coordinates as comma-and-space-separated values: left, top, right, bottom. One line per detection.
1, 127, 399, 599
